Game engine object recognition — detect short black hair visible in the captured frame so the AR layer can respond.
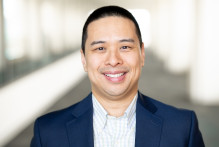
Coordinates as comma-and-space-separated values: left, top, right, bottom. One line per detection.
81, 5, 142, 54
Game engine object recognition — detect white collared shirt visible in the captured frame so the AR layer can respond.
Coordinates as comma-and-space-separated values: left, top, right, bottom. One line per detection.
92, 94, 137, 147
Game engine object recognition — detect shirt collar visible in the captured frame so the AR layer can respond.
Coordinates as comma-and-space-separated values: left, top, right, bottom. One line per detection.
92, 93, 137, 130
92, 95, 108, 131
125, 94, 137, 128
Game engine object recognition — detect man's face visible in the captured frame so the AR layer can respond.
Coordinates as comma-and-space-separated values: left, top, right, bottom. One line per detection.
81, 16, 145, 101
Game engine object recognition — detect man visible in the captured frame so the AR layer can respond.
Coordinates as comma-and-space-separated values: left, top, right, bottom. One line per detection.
31, 6, 204, 147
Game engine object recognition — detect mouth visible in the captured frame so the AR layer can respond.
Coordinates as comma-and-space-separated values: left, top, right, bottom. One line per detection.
99, 67, 129, 82
103, 72, 127, 82
104, 72, 125, 78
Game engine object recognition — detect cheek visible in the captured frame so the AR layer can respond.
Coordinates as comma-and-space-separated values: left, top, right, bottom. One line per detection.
86, 56, 102, 71
123, 54, 141, 67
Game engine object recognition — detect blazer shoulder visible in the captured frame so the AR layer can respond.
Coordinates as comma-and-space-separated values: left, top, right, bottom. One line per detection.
140, 93, 194, 119
36, 101, 79, 126
139, 93, 205, 146
35, 93, 93, 127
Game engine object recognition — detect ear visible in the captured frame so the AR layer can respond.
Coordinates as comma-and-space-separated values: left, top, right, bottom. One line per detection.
140, 43, 145, 67
80, 49, 87, 72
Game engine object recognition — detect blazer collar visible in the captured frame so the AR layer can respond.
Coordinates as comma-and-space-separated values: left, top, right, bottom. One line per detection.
66, 93, 94, 147
135, 92, 163, 147
65, 92, 163, 147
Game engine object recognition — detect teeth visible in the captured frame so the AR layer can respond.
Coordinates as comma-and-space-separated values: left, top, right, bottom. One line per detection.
105, 73, 124, 78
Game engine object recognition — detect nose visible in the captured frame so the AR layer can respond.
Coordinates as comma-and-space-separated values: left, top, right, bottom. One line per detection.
104, 49, 123, 67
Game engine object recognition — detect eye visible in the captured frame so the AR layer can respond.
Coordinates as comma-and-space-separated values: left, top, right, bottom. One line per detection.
121, 46, 129, 50
96, 47, 104, 50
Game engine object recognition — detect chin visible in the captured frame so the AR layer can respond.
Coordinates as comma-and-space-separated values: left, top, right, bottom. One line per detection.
104, 89, 128, 97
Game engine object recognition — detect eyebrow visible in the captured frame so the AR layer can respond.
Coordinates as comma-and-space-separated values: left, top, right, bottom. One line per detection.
90, 41, 106, 46
90, 38, 135, 46
119, 38, 135, 43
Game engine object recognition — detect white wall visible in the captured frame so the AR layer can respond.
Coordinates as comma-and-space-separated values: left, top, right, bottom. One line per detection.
190, 0, 219, 104
0, 51, 86, 147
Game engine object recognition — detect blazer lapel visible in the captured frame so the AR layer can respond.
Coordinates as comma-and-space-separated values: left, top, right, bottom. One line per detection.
66, 93, 94, 147
135, 92, 163, 147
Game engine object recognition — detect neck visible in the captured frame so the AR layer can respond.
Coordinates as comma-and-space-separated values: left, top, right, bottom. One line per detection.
93, 92, 137, 117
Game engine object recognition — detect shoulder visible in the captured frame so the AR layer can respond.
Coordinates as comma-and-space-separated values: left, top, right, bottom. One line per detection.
35, 93, 92, 128
139, 93, 196, 123
139, 93, 204, 146
36, 101, 80, 128
139, 93, 201, 138
31, 94, 93, 146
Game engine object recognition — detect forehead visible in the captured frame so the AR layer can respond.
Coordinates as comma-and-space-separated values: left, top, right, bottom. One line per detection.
86, 16, 137, 40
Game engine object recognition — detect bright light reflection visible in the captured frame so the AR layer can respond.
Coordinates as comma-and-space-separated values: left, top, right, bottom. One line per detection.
3, 0, 27, 60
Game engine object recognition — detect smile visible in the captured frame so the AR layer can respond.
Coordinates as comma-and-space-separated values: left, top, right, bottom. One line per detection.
104, 73, 125, 78
103, 72, 127, 82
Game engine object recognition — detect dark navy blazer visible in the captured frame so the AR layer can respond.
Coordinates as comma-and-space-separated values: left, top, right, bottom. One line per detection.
31, 92, 205, 147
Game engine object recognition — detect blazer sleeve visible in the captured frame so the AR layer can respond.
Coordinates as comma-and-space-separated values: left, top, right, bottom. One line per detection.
188, 111, 205, 147
31, 119, 42, 147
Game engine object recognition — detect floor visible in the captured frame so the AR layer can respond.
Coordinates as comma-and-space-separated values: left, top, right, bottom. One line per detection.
5, 51, 219, 147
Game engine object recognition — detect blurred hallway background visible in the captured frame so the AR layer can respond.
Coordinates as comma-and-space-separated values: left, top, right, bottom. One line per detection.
0, 0, 219, 146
